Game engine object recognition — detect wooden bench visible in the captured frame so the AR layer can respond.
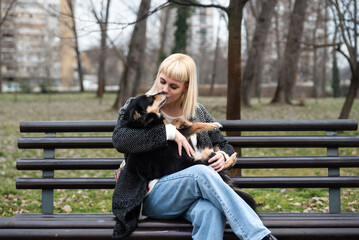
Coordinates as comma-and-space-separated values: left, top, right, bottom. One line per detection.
1, 119, 359, 240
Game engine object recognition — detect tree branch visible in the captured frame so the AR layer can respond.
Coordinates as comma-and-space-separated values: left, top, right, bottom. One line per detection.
0, 0, 17, 26
336, 45, 355, 73
107, 34, 127, 65
301, 41, 342, 49
109, 2, 170, 27
168, 0, 228, 12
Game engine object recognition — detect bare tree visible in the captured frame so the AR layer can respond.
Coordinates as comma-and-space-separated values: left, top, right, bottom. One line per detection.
169, 0, 248, 120
90, 0, 112, 100
242, 0, 278, 107
330, 0, 359, 119
271, 0, 308, 104
157, 6, 172, 66
312, 1, 321, 102
320, 1, 329, 96
209, 12, 225, 96
0, 0, 17, 93
112, 0, 152, 109
66, 0, 84, 92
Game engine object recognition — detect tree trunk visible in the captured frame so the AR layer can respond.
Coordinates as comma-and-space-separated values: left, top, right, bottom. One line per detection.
226, 0, 248, 120
157, 6, 171, 66
67, 0, 84, 92
0, 0, 2, 93
312, 1, 321, 102
0, 24, 2, 93
339, 62, 359, 119
96, 0, 111, 100
271, 0, 308, 104
209, 13, 223, 96
242, 0, 277, 107
131, 49, 147, 96
112, 0, 151, 110
320, 1, 329, 97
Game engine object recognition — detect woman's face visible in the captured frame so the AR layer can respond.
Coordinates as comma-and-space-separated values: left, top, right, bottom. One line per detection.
156, 73, 188, 105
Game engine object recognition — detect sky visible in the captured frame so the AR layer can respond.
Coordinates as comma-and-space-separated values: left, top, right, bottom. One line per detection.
74, 0, 229, 52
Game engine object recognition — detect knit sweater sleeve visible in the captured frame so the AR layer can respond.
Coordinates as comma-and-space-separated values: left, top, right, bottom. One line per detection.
112, 97, 168, 154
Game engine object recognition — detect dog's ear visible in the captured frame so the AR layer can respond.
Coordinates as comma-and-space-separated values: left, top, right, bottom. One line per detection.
130, 108, 147, 121
133, 110, 142, 120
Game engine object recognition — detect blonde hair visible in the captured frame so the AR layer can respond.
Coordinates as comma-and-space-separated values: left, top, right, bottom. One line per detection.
147, 53, 198, 119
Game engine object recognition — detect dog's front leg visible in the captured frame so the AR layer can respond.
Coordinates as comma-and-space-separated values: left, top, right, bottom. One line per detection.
172, 118, 222, 138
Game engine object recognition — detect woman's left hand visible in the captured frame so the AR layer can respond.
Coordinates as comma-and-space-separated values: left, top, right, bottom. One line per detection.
208, 152, 225, 172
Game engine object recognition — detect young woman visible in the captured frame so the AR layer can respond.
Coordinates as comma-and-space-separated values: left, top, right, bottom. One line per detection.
112, 53, 277, 240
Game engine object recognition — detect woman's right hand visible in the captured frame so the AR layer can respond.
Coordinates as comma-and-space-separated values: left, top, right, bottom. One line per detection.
174, 129, 195, 157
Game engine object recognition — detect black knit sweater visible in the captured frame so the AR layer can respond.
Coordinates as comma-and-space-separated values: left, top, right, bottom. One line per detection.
112, 97, 235, 239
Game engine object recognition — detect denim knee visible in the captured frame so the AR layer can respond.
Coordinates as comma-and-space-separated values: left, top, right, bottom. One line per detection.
189, 164, 217, 177
188, 164, 222, 182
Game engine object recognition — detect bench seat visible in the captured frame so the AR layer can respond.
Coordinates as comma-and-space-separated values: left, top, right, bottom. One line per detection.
2, 213, 359, 240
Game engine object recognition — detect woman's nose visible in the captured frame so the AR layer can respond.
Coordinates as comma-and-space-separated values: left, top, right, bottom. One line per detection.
162, 85, 169, 93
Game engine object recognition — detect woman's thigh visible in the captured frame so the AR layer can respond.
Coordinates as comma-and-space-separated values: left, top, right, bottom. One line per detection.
142, 165, 213, 219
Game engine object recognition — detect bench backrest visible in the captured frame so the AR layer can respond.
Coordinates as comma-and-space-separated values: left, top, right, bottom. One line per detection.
17, 119, 359, 214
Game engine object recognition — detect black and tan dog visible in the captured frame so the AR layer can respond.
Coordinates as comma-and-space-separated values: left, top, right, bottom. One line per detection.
120, 92, 256, 211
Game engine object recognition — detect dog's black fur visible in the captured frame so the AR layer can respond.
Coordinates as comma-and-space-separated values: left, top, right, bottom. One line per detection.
120, 92, 257, 211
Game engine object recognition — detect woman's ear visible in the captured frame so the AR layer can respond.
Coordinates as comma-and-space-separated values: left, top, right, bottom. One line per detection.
183, 83, 189, 93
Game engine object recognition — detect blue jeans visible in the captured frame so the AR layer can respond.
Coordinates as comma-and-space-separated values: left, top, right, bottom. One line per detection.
143, 165, 270, 240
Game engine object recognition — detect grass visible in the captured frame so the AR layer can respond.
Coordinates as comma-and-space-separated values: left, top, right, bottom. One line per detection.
0, 92, 358, 217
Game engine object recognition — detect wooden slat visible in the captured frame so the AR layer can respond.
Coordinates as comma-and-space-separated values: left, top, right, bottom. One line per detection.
17, 135, 359, 149
3, 213, 358, 239
227, 136, 359, 148
2, 228, 359, 240
16, 158, 123, 170
17, 137, 113, 149
232, 156, 359, 168
20, 121, 116, 133
16, 176, 359, 189
232, 176, 359, 188
11, 212, 359, 219
218, 119, 358, 131
16, 156, 359, 170
2, 218, 359, 229
19, 119, 358, 133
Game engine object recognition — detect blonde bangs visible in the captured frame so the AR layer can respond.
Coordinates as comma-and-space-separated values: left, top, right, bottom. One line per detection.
148, 53, 198, 120
161, 61, 190, 84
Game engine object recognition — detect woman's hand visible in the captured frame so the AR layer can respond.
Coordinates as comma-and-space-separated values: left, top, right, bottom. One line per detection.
174, 129, 195, 157
208, 152, 225, 172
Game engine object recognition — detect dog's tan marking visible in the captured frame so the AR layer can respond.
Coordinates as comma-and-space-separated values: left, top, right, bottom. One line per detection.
147, 94, 166, 115
201, 147, 214, 160
194, 147, 214, 162
187, 122, 222, 136
172, 118, 222, 138
172, 118, 193, 129
133, 110, 141, 120
224, 152, 237, 169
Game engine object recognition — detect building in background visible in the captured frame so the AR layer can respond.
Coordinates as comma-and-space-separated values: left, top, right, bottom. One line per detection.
0, 0, 75, 90
1, 0, 17, 83
59, 0, 75, 87
187, 7, 215, 54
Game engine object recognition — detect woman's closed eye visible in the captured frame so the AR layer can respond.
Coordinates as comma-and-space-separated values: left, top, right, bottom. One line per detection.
160, 79, 179, 90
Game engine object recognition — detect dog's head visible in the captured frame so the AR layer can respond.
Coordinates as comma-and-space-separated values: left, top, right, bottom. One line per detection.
121, 92, 166, 128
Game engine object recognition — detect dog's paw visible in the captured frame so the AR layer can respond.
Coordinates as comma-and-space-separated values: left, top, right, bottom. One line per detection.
210, 122, 223, 130
224, 152, 237, 169
173, 118, 192, 129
